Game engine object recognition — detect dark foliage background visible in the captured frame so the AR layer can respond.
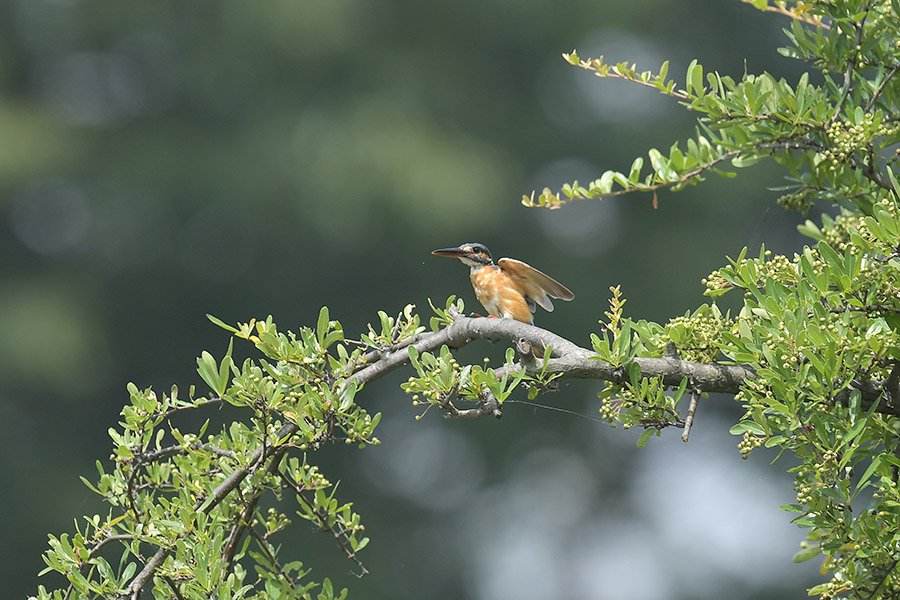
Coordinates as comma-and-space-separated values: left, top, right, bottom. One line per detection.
2, 1, 820, 598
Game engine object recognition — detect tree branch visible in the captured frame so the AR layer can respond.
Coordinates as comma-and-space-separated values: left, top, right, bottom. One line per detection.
353, 315, 899, 417
352, 315, 753, 393
138, 442, 238, 464
121, 314, 899, 594
124, 546, 168, 600
122, 425, 296, 599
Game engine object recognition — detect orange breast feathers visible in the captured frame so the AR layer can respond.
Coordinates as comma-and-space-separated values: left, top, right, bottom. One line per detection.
470, 266, 533, 322
469, 259, 574, 324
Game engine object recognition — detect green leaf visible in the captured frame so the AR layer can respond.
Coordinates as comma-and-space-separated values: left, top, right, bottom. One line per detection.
764, 435, 787, 448
729, 422, 756, 436
219, 339, 233, 392
628, 156, 644, 182
339, 379, 358, 411
817, 241, 843, 276
197, 351, 225, 397
206, 313, 238, 333
686, 59, 704, 95
854, 455, 883, 494
793, 545, 821, 563
637, 428, 655, 448
627, 361, 642, 388
79, 476, 101, 495
885, 313, 900, 333
598, 169, 616, 193
317, 306, 330, 346
732, 153, 765, 168
797, 220, 825, 242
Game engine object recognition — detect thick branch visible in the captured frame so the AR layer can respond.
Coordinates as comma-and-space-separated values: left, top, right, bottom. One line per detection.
352, 316, 752, 393
125, 546, 168, 600
353, 316, 898, 416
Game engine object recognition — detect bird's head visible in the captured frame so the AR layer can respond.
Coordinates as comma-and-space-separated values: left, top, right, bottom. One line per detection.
431, 242, 493, 268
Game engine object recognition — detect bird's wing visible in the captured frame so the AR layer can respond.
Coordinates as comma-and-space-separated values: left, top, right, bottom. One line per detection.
498, 258, 575, 313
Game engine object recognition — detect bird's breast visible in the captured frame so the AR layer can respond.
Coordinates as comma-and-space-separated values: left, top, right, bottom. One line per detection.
470, 266, 532, 323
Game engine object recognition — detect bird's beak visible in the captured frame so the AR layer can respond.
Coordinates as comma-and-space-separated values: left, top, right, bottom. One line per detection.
431, 246, 469, 258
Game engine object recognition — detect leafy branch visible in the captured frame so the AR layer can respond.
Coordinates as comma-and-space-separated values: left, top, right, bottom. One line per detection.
739, 0, 831, 29
526, 4, 900, 212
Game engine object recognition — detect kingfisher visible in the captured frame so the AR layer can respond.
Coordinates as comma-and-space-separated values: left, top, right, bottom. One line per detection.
431, 242, 575, 325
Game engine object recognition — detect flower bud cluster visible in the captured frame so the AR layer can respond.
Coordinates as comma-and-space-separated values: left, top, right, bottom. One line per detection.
823, 115, 897, 166
665, 310, 732, 362
703, 250, 797, 297
738, 431, 764, 458
598, 397, 631, 426
778, 189, 816, 213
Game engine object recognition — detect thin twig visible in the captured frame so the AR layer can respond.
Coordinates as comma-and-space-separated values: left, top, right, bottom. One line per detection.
739, 0, 830, 29
162, 575, 186, 600
138, 442, 238, 464
529, 134, 849, 210
279, 472, 369, 577
883, 361, 900, 416
831, 7, 869, 125
682, 388, 701, 443
526, 150, 743, 208
89, 533, 134, 557
565, 55, 689, 100
861, 557, 899, 600
161, 397, 224, 418
247, 526, 296, 588
865, 63, 900, 112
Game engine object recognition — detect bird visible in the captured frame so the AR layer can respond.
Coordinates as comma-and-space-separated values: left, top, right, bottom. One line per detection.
431, 242, 574, 326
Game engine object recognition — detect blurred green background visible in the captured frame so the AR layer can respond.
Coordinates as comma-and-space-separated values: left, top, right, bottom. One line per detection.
2, 1, 823, 598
